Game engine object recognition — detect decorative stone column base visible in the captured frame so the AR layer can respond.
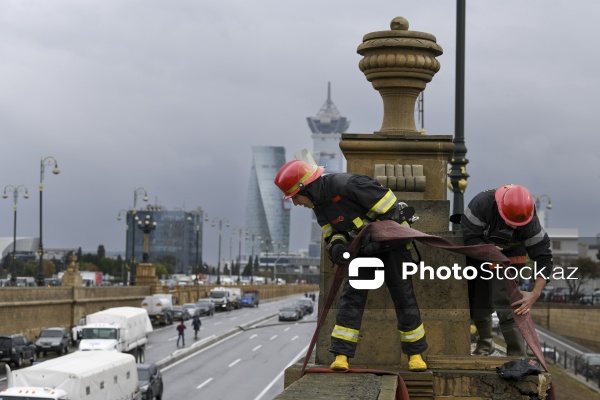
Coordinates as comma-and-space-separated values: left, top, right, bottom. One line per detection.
135, 263, 162, 294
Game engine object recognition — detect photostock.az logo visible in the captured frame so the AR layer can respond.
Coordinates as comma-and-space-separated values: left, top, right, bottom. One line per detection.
344, 252, 384, 290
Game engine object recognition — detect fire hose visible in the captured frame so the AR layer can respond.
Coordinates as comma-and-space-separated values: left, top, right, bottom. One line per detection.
300, 220, 556, 400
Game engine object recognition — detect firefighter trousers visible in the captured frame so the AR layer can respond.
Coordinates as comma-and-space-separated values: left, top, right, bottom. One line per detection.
329, 247, 428, 358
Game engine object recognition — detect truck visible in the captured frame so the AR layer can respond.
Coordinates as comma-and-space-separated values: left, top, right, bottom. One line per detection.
78, 307, 152, 363
3, 350, 141, 399
240, 289, 260, 307
209, 287, 242, 311
141, 294, 174, 325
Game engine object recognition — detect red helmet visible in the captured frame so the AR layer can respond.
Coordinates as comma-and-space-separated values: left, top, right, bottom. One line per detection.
274, 160, 324, 199
495, 185, 534, 226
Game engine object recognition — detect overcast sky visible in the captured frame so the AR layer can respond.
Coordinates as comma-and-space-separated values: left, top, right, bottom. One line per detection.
1, 1, 598, 266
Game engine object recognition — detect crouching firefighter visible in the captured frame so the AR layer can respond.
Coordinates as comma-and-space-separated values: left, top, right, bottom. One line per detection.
459, 184, 553, 357
274, 152, 428, 372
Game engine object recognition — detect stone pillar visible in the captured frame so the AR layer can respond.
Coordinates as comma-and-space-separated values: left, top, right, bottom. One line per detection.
315, 16, 471, 368
135, 263, 162, 294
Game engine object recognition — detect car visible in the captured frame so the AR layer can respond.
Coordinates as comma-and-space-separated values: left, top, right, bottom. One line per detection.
71, 317, 86, 345
195, 299, 215, 316
575, 353, 600, 380
0, 334, 37, 368
182, 303, 200, 317
172, 306, 191, 321
549, 287, 569, 303
35, 327, 70, 357
279, 306, 302, 322
137, 363, 164, 400
296, 298, 314, 315
541, 345, 561, 364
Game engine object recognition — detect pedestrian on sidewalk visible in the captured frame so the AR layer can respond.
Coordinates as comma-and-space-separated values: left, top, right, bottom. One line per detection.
192, 313, 201, 340
176, 319, 186, 347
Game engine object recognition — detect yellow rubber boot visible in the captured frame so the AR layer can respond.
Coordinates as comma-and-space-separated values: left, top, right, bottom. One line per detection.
408, 354, 427, 372
330, 354, 349, 371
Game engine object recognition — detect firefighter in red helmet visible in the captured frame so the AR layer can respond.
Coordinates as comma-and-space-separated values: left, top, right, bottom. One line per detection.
461, 184, 553, 356
275, 153, 428, 372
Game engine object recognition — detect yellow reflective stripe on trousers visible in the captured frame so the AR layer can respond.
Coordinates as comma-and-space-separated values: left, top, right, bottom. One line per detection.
330, 234, 347, 244
367, 190, 397, 219
322, 224, 333, 239
331, 325, 359, 343
399, 323, 425, 343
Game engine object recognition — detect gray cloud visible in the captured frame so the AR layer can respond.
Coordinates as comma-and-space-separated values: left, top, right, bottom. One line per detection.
0, 1, 598, 265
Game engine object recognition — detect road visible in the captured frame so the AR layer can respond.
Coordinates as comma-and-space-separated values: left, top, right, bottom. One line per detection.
0, 293, 318, 400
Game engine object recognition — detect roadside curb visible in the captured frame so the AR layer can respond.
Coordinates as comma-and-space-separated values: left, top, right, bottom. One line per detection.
155, 312, 278, 369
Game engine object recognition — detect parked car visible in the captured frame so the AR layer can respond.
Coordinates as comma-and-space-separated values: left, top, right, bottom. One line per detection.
182, 303, 200, 317
172, 306, 191, 321
0, 334, 37, 368
539, 285, 554, 302
195, 299, 215, 316
296, 298, 314, 315
541, 345, 561, 364
137, 363, 164, 400
35, 327, 70, 357
549, 287, 569, 303
575, 353, 600, 380
279, 305, 302, 322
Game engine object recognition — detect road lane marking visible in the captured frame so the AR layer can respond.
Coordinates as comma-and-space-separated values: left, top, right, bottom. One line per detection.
249, 334, 258, 339
269, 335, 278, 341
284, 327, 290, 332
291, 336, 299, 341
253, 345, 309, 400
229, 358, 241, 367
252, 345, 262, 351
197, 378, 213, 389
214, 321, 222, 325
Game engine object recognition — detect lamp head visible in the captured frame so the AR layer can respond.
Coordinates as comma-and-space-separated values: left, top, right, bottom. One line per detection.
52, 166, 60, 175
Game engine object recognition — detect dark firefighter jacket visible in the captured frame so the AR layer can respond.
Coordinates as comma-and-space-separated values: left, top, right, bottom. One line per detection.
461, 188, 553, 277
302, 173, 398, 250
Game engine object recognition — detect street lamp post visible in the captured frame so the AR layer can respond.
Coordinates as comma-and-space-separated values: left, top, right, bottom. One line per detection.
38, 156, 60, 286
137, 214, 157, 263
130, 187, 148, 285
187, 207, 204, 278
246, 231, 261, 284
117, 209, 130, 284
232, 227, 244, 283
3, 185, 29, 286
210, 217, 230, 285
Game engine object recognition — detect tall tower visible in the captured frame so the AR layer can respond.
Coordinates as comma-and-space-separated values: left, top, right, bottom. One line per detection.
306, 82, 350, 257
245, 146, 290, 258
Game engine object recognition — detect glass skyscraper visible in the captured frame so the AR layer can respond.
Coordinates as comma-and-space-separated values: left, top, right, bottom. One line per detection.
245, 146, 290, 258
306, 82, 349, 257
124, 207, 204, 275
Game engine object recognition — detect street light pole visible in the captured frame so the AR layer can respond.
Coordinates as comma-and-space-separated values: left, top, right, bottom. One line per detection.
186, 207, 204, 278
3, 185, 29, 286
130, 187, 148, 285
117, 209, 130, 284
137, 213, 157, 262
232, 227, 243, 283
535, 194, 552, 228
38, 156, 60, 286
211, 217, 230, 285
246, 231, 261, 284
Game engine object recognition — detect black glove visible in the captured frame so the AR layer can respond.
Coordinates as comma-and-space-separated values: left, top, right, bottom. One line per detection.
361, 233, 381, 256
329, 242, 350, 265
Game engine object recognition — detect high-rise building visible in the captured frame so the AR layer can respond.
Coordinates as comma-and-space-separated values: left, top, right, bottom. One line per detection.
245, 146, 290, 259
124, 206, 204, 275
306, 82, 350, 257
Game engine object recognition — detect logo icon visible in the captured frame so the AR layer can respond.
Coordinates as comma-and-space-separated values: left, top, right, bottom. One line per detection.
347, 253, 384, 290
